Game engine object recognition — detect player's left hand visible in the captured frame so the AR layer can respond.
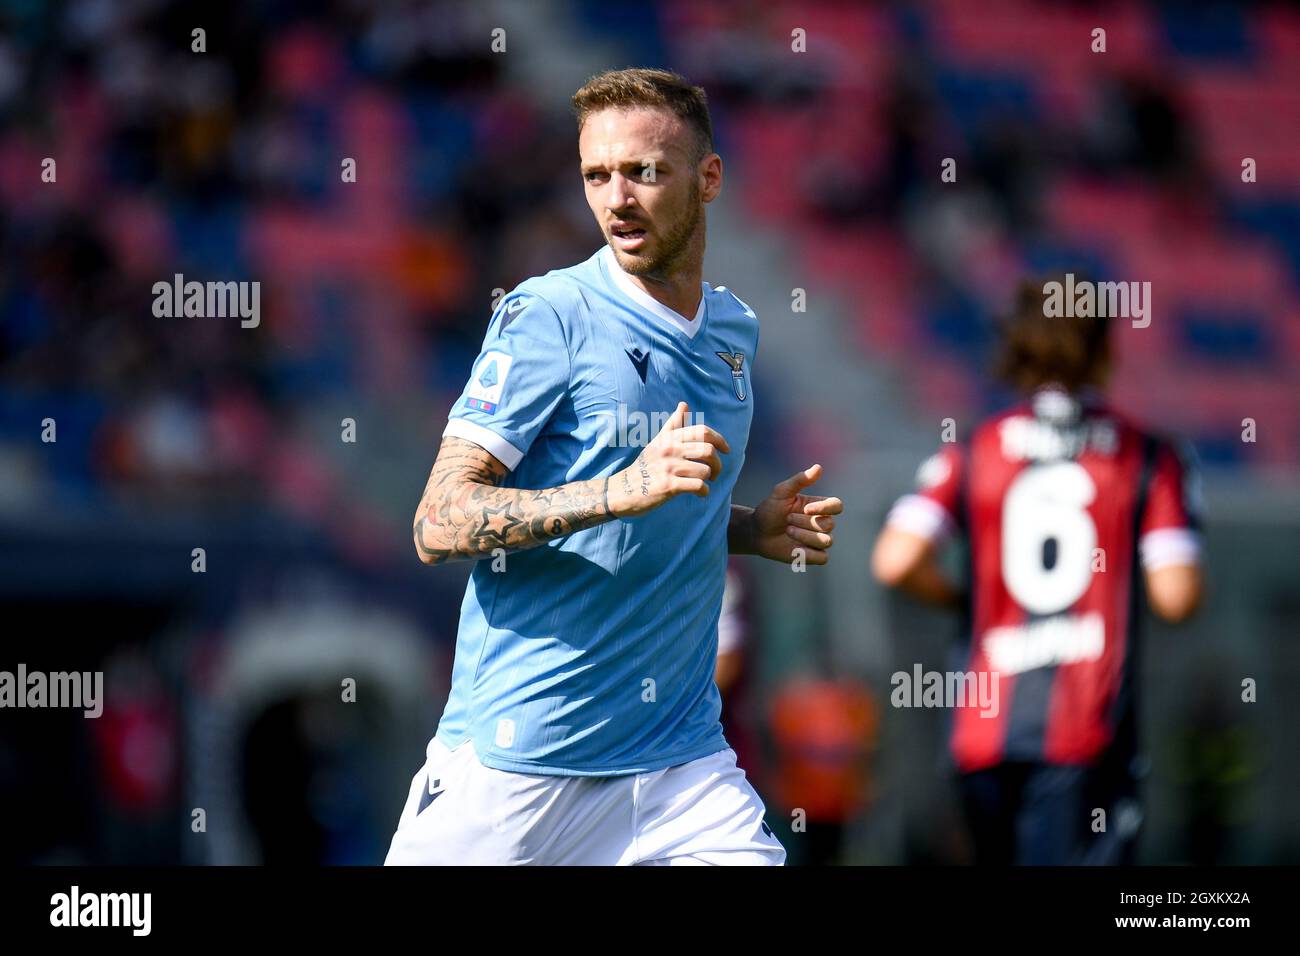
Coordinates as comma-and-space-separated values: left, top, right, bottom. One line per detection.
752, 464, 842, 565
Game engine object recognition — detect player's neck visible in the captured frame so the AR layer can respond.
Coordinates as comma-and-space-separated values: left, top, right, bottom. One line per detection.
626, 233, 706, 321
628, 267, 702, 321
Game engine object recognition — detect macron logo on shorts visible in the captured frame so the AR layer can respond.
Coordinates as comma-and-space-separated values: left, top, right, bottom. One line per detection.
417, 777, 445, 815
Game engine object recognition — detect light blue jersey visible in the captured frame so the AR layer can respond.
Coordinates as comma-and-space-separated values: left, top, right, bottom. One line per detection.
435, 245, 759, 775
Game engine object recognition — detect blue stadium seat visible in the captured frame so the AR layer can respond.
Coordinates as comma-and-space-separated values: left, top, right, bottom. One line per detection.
1179, 307, 1271, 362
1162, 2, 1254, 61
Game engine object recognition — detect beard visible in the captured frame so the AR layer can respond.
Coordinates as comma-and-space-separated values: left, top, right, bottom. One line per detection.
611, 178, 702, 278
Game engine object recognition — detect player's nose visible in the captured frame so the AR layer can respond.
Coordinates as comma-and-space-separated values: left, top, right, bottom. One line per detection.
606, 172, 635, 211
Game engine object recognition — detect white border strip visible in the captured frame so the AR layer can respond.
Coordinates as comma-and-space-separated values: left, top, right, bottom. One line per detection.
443, 418, 526, 471
1140, 527, 1202, 571
885, 494, 956, 542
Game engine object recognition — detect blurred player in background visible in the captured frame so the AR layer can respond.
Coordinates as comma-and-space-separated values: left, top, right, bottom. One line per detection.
715, 561, 758, 776
871, 277, 1204, 865
386, 68, 841, 866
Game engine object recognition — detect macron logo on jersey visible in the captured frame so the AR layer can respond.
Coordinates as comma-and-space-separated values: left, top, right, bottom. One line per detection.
465, 350, 513, 414
498, 296, 527, 332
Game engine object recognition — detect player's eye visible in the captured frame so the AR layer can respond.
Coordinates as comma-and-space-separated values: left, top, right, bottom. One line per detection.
584, 171, 607, 184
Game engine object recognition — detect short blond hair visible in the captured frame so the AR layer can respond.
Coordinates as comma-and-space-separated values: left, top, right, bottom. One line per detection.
572, 68, 714, 161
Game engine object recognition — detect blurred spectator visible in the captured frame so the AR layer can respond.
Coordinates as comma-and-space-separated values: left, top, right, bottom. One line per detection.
715, 560, 761, 783
768, 675, 879, 866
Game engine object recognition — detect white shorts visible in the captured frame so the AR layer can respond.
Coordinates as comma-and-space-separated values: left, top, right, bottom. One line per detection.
384, 737, 786, 866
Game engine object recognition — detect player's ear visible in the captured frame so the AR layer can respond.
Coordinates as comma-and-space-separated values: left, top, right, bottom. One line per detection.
700, 152, 722, 203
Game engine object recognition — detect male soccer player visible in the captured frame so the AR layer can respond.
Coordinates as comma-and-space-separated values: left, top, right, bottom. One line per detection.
871, 278, 1203, 865
385, 68, 842, 866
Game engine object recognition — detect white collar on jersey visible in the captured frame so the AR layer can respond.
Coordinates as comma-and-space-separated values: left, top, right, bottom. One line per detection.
600, 244, 707, 339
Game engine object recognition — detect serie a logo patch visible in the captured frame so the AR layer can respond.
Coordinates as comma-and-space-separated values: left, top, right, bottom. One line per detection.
465, 350, 513, 414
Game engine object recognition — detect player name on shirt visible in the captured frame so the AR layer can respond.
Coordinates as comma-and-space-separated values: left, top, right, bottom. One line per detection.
999, 415, 1119, 461
982, 611, 1105, 675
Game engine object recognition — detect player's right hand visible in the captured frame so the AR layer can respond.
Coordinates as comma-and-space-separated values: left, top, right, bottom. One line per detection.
608, 401, 730, 518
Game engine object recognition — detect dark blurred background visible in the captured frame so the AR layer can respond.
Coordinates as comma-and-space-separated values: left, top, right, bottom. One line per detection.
1, 0, 1297, 864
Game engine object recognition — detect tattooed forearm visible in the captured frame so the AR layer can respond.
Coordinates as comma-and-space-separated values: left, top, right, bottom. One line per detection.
636, 452, 651, 497
412, 437, 615, 565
